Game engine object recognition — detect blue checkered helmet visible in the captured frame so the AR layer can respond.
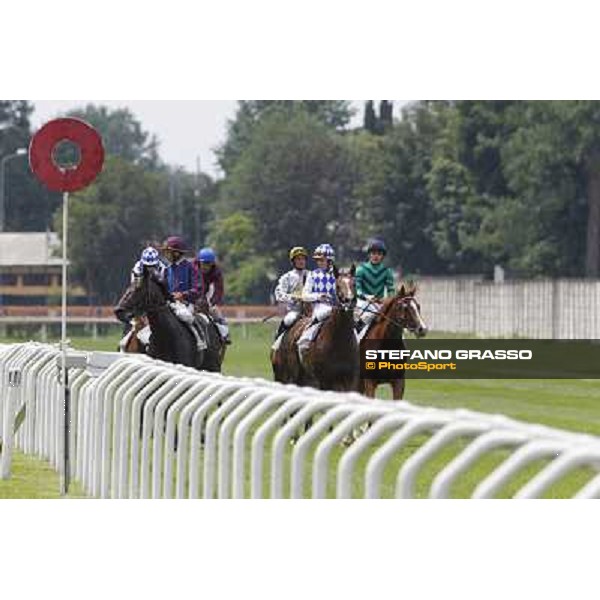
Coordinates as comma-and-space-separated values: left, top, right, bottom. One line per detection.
141, 246, 160, 266
313, 243, 335, 261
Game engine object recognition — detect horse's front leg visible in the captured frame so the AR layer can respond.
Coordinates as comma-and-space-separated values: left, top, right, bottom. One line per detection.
359, 379, 377, 398
391, 377, 405, 400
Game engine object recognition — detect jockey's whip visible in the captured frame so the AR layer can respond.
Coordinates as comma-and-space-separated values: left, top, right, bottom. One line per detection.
261, 313, 279, 323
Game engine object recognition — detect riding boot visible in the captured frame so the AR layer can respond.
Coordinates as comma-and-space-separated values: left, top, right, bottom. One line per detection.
275, 320, 287, 340
189, 322, 207, 350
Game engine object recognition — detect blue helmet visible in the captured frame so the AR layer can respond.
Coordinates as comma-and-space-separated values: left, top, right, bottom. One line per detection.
141, 246, 160, 266
367, 238, 387, 255
198, 247, 216, 263
313, 243, 335, 261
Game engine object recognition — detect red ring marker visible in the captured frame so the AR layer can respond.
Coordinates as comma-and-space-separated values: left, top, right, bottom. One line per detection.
29, 118, 104, 192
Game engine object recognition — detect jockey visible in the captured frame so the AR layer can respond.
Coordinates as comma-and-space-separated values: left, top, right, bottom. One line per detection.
271, 246, 309, 351
193, 247, 231, 344
160, 235, 206, 350
296, 243, 337, 359
355, 238, 396, 336
161, 236, 195, 303
116, 245, 165, 351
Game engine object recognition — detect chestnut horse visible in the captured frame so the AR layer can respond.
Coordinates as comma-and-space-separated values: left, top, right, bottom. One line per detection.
271, 266, 359, 391
359, 283, 428, 400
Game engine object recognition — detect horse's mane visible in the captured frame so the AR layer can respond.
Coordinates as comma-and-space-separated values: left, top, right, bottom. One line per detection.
146, 270, 170, 301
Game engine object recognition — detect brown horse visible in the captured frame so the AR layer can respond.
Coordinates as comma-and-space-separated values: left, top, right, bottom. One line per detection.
271, 266, 359, 391
359, 282, 428, 400
270, 302, 313, 386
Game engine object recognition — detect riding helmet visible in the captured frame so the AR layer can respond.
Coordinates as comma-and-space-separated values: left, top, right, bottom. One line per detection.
141, 246, 160, 266
162, 236, 188, 253
313, 243, 335, 261
198, 247, 216, 263
289, 246, 309, 262
367, 238, 387, 255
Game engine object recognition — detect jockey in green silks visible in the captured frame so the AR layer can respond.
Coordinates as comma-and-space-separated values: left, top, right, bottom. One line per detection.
354, 238, 396, 336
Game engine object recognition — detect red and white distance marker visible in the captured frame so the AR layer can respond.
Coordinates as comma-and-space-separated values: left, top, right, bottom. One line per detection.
28, 117, 104, 495
29, 117, 104, 191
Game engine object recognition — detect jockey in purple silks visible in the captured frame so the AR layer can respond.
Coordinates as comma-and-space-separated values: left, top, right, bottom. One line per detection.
193, 247, 231, 344
161, 236, 196, 303
160, 235, 206, 350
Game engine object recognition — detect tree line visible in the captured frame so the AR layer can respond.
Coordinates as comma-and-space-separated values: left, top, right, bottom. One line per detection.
2, 100, 600, 304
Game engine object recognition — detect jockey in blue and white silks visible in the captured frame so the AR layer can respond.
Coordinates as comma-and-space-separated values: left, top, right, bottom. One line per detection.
297, 243, 337, 358
118, 246, 166, 350
271, 246, 309, 351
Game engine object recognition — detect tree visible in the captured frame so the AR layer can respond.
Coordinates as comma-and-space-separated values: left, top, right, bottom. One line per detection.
218, 109, 361, 279
207, 212, 272, 303
501, 101, 599, 277
363, 101, 394, 135
0, 101, 62, 232
379, 101, 394, 131
357, 102, 450, 276
216, 101, 354, 174
425, 101, 524, 275
66, 104, 161, 170
363, 101, 378, 133
163, 167, 216, 250
61, 156, 170, 303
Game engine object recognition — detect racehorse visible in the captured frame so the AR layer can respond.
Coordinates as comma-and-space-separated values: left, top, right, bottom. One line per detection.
271, 266, 359, 391
114, 270, 223, 371
270, 301, 312, 386
358, 282, 427, 400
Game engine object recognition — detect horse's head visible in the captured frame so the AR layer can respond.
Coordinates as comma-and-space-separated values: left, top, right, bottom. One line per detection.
333, 264, 357, 312
115, 268, 170, 318
384, 281, 428, 337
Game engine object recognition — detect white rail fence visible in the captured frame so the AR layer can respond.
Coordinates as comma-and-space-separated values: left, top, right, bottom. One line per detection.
417, 277, 600, 338
2, 342, 600, 498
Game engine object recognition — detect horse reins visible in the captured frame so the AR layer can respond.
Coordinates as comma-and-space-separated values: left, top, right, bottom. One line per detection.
360, 298, 420, 332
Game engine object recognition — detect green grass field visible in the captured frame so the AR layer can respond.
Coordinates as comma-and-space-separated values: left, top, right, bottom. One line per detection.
1, 322, 599, 498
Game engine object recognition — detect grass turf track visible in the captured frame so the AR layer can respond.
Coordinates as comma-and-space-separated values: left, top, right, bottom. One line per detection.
1, 323, 599, 498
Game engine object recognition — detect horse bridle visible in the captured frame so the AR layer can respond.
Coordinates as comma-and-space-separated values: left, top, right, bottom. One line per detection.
133, 272, 170, 314
360, 296, 422, 333
335, 273, 357, 311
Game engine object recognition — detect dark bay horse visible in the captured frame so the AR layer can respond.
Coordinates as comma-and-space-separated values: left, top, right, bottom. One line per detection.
271, 266, 359, 391
359, 282, 427, 400
194, 296, 227, 371
114, 271, 224, 371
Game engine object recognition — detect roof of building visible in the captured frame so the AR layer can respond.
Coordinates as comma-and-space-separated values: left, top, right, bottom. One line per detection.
0, 232, 63, 266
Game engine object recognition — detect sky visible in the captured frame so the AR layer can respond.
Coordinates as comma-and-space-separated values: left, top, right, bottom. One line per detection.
31, 100, 380, 179
32, 100, 238, 179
